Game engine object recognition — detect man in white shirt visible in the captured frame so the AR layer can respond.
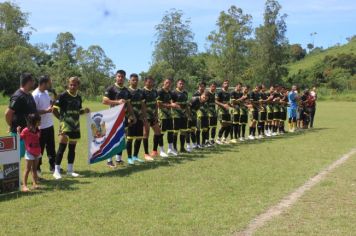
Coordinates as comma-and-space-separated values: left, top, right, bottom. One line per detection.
32, 76, 56, 174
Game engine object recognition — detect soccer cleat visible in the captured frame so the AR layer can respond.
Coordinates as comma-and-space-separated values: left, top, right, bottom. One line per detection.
160, 151, 169, 158
127, 158, 135, 165
230, 139, 238, 144
167, 148, 178, 156
192, 143, 198, 149
133, 156, 145, 163
107, 161, 115, 168
150, 151, 159, 157
67, 172, 80, 177
53, 172, 62, 180
144, 154, 154, 161
248, 135, 255, 140
186, 144, 192, 152
239, 137, 245, 142
258, 135, 264, 139
116, 160, 125, 166
272, 132, 277, 136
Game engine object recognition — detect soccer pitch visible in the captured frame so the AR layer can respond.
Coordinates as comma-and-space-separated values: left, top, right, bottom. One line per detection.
0, 101, 355, 235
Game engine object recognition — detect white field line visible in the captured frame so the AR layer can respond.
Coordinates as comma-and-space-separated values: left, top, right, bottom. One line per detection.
235, 148, 356, 236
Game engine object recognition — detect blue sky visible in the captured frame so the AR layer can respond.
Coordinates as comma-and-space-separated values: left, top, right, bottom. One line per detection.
9, 0, 356, 75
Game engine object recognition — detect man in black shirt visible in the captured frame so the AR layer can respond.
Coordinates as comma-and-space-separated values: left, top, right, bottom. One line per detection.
5, 73, 37, 158
248, 85, 261, 140
102, 70, 134, 167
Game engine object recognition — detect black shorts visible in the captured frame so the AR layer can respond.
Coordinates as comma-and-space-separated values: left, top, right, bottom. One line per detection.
250, 110, 258, 121
219, 113, 231, 123
160, 118, 173, 133
232, 114, 240, 124
259, 112, 267, 122
239, 114, 248, 124
147, 118, 158, 127
173, 117, 188, 131
127, 119, 144, 139
198, 116, 209, 131
189, 119, 197, 131
273, 112, 280, 120
267, 112, 273, 121
209, 116, 218, 127
62, 131, 80, 140
280, 111, 287, 121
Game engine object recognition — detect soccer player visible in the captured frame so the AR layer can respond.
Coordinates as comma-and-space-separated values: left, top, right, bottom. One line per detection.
265, 86, 275, 136
258, 85, 268, 139
287, 85, 298, 132
272, 85, 281, 136
142, 76, 162, 159
207, 82, 218, 145
52, 77, 90, 179
230, 83, 243, 143
157, 78, 179, 156
127, 74, 146, 164
238, 86, 249, 141
102, 70, 134, 167
279, 86, 288, 134
193, 82, 210, 148
171, 79, 190, 153
188, 91, 209, 145
216, 80, 232, 144
248, 85, 261, 140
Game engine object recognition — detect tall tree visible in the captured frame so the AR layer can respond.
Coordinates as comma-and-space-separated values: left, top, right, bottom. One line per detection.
0, 1, 38, 95
207, 6, 252, 82
50, 32, 80, 89
153, 9, 197, 73
252, 0, 288, 85
76, 45, 115, 96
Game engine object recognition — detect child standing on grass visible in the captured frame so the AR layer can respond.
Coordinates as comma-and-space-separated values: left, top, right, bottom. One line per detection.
18, 113, 42, 192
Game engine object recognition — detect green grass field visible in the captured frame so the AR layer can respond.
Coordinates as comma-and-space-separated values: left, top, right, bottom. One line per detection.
0, 101, 355, 235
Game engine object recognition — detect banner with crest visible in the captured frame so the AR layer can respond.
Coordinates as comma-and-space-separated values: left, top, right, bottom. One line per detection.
86, 105, 126, 164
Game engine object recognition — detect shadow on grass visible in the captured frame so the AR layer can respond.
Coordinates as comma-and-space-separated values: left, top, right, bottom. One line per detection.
0, 178, 91, 202
79, 127, 329, 178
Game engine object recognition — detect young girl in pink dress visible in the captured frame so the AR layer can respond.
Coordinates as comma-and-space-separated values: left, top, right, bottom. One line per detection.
18, 113, 42, 192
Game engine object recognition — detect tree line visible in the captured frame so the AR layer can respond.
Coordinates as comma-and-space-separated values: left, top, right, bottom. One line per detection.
0, 0, 354, 97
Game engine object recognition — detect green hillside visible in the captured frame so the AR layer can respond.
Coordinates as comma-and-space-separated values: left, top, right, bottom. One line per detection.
287, 40, 356, 76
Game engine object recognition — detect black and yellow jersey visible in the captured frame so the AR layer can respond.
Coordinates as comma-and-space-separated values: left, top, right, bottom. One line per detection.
157, 88, 172, 120
171, 89, 189, 119
128, 87, 144, 120
230, 90, 243, 114
143, 87, 158, 121
216, 89, 231, 115
207, 90, 217, 117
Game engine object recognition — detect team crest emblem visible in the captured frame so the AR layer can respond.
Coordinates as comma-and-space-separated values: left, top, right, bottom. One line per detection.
91, 113, 107, 144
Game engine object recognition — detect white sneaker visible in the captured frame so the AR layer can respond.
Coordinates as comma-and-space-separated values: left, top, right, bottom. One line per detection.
186, 144, 192, 153
67, 172, 80, 177
53, 172, 62, 180
215, 139, 223, 145
272, 132, 277, 136
258, 135, 263, 139
230, 139, 238, 144
248, 135, 255, 140
239, 137, 245, 142
167, 149, 178, 156
192, 143, 198, 149
160, 151, 169, 158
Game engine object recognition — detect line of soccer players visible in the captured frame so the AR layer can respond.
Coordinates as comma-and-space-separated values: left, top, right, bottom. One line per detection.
103, 70, 316, 167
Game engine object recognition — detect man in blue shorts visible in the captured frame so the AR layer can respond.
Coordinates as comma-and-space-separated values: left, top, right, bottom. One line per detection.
288, 85, 298, 132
